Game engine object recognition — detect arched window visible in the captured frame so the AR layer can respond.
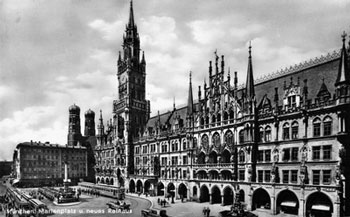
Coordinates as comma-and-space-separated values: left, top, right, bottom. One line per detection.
200, 117, 205, 129
291, 121, 299, 139
217, 113, 221, 125
212, 115, 216, 126
239, 150, 245, 163
193, 137, 198, 149
259, 127, 264, 142
229, 110, 234, 123
265, 126, 272, 142
283, 123, 290, 140
313, 118, 321, 137
223, 112, 229, 124
205, 116, 209, 127
201, 134, 209, 149
212, 133, 221, 148
182, 139, 187, 150
224, 130, 234, 146
239, 130, 245, 144
323, 116, 332, 136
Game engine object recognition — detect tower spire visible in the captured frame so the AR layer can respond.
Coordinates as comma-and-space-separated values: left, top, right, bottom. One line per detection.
246, 41, 255, 99
128, 0, 135, 28
336, 31, 349, 85
187, 71, 194, 116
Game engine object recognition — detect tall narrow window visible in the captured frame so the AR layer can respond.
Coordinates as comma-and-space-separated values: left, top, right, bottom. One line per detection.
239, 150, 245, 163
265, 150, 271, 162
259, 128, 264, 142
313, 170, 320, 185
283, 148, 290, 161
282, 170, 289, 183
312, 146, 321, 160
258, 150, 264, 162
258, 170, 263, 182
291, 121, 298, 139
265, 126, 272, 142
313, 118, 321, 137
212, 133, 221, 148
323, 170, 331, 185
288, 95, 296, 107
283, 123, 290, 140
291, 170, 298, 183
323, 145, 332, 160
323, 116, 332, 136
265, 170, 271, 182
239, 130, 245, 144
239, 170, 245, 181
291, 147, 298, 161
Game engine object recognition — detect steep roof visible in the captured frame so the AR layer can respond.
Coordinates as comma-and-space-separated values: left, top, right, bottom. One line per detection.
149, 51, 342, 121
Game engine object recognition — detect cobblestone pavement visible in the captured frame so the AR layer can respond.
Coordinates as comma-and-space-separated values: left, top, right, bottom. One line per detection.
128, 193, 297, 217
0, 181, 297, 217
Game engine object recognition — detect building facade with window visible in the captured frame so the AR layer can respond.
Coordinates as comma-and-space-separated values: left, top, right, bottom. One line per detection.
12, 141, 88, 187
90, 2, 350, 217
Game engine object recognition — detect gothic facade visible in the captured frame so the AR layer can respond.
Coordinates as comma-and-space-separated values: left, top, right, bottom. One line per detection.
90, 2, 350, 217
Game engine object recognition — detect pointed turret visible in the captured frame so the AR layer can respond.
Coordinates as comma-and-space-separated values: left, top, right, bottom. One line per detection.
118, 51, 122, 63
141, 51, 146, 64
187, 72, 194, 116
128, 0, 135, 28
336, 31, 349, 85
97, 110, 104, 136
246, 41, 255, 100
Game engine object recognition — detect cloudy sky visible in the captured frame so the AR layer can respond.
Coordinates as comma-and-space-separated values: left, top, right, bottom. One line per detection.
0, 0, 349, 161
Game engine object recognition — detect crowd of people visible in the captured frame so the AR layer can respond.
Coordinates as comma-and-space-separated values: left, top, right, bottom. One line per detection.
80, 188, 101, 197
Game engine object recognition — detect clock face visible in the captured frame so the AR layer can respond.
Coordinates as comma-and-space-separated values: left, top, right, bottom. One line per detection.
120, 74, 127, 83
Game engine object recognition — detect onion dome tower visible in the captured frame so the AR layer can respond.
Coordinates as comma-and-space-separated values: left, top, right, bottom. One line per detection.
68, 104, 82, 146
84, 109, 96, 137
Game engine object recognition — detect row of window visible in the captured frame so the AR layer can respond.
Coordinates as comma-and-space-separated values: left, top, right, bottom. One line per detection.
159, 156, 189, 166
161, 169, 187, 179
255, 116, 333, 144
136, 141, 189, 155
239, 169, 332, 185
238, 145, 332, 163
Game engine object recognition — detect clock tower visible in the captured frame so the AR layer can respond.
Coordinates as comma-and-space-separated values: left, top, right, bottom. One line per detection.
114, 0, 150, 175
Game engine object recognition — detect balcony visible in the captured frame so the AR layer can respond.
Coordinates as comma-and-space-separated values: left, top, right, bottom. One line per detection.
193, 162, 234, 169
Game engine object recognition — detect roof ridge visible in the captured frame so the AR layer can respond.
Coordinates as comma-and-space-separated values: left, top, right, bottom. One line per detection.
237, 49, 341, 89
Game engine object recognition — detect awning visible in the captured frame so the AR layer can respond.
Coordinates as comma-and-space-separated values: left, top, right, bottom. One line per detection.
281, 201, 297, 207
312, 204, 330, 211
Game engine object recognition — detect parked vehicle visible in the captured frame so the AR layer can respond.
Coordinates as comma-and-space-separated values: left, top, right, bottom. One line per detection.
141, 208, 167, 217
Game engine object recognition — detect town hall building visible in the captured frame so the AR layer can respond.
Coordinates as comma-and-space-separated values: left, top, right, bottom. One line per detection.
72, 1, 350, 217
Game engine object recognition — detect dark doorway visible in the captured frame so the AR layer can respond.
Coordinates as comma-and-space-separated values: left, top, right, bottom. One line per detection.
157, 182, 164, 196
223, 187, 234, 205
276, 190, 299, 215
211, 185, 221, 204
178, 183, 187, 199
306, 192, 333, 217
136, 180, 143, 193
252, 188, 271, 210
129, 179, 135, 193
200, 185, 210, 203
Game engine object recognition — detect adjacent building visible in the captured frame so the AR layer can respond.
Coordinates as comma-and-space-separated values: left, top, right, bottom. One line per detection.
78, 1, 350, 217
12, 141, 88, 187
0, 161, 12, 178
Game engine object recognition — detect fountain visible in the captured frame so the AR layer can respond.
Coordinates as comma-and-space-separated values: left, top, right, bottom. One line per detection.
54, 162, 79, 204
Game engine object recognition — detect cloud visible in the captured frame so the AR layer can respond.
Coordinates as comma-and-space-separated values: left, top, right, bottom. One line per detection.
0, 106, 67, 161
89, 19, 124, 42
